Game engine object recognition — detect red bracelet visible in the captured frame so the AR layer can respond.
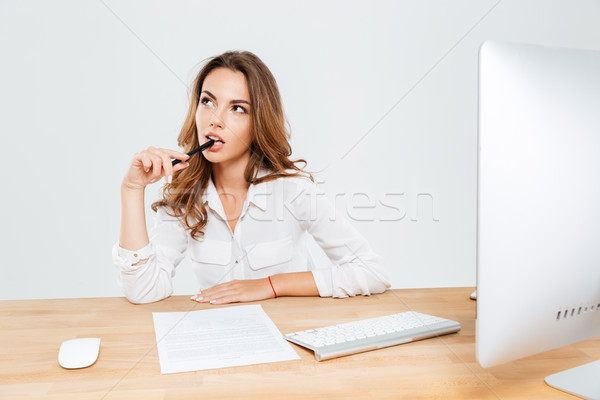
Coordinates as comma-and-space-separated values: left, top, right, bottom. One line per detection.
268, 276, 278, 298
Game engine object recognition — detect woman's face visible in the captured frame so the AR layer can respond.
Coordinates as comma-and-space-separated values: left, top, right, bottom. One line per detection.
195, 67, 253, 166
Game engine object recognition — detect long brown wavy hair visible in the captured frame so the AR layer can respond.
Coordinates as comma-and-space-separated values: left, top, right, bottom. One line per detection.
151, 50, 312, 240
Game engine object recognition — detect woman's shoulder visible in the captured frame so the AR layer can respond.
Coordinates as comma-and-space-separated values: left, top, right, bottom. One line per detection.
259, 169, 316, 194
155, 205, 178, 218
259, 168, 312, 183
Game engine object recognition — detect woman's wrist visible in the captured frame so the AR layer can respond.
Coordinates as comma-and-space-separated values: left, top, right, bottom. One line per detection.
121, 179, 146, 193
267, 276, 278, 298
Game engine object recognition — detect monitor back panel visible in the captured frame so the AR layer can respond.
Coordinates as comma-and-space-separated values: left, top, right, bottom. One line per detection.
477, 40, 600, 368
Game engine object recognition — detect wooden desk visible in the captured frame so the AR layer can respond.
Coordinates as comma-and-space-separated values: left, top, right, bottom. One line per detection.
1, 288, 599, 399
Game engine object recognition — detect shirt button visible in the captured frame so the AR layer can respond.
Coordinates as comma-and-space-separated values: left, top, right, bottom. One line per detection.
133, 253, 138, 258
235, 260, 239, 263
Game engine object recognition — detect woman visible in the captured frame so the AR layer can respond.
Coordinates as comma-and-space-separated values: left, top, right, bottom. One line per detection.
113, 50, 390, 304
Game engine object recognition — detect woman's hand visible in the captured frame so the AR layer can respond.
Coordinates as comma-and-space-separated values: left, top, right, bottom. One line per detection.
122, 146, 190, 190
190, 279, 275, 305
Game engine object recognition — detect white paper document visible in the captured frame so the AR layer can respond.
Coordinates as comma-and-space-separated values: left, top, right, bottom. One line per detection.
152, 304, 299, 374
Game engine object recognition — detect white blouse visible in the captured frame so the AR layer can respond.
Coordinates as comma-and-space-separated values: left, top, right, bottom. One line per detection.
112, 171, 390, 304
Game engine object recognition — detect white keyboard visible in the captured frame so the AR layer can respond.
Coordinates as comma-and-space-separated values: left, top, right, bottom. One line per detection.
283, 311, 461, 361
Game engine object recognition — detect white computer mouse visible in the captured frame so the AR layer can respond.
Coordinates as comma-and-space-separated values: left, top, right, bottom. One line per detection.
58, 337, 101, 369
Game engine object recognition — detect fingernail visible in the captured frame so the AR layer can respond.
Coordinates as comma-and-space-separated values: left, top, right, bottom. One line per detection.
167, 175, 172, 184
195, 297, 204, 302
190, 295, 197, 300
209, 300, 216, 304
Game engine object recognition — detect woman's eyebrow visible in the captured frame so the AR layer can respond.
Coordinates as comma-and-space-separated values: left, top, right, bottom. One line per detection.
201, 90, 250, 105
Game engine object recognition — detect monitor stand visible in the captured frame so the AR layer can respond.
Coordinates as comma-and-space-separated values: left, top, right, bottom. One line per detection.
545, 360, 600, 400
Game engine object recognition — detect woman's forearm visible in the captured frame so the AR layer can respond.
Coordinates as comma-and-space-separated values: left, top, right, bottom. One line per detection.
119, 181, 150, 252
270, 271, 319, 297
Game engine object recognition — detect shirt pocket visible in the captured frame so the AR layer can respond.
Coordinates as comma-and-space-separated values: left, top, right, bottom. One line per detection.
189, 239, 232, 266
245, 237, 294, 271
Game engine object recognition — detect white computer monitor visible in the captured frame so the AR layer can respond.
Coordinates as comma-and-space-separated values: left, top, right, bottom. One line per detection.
476, 40, 600, 399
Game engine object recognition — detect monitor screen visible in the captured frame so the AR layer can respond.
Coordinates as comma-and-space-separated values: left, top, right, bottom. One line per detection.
476, 40, 600, 398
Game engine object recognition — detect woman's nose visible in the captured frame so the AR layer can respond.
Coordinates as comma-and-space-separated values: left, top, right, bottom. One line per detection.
209, 108, 225, 128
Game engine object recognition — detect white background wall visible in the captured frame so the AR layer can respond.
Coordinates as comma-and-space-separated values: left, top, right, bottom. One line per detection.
1, 0, 599, 300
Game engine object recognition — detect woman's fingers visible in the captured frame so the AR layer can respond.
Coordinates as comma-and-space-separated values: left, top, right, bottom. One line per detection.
125, 147, 191, 189
207, 296, 236, 305
196, 284, 229, 299
173, 162, 189, 172
189, 280, 273, 305
149, 148, 190, 183
190, 285, 227, 303
150, 154, 162, 180
161, 148, 190, 163
155, 152, 173, 183
138, 153, 153, 173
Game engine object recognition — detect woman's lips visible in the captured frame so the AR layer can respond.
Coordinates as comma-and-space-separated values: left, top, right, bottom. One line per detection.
207, 140, 224, 151
205, 135, 224, 151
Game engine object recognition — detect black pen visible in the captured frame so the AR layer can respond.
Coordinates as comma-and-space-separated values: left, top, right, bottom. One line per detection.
172, 140, 215, 166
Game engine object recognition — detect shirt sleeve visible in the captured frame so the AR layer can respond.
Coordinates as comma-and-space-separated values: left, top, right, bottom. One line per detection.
295, 178, 391, 298
112, 206, 190, 304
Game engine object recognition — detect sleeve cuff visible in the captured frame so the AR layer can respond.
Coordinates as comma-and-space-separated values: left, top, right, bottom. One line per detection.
112, 242, 154, 271
311, 269, 333, 297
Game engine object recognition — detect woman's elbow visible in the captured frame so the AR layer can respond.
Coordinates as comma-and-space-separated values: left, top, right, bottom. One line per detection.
121, 281, 172, 304
363, 259, 392, 295
370, 278, 391, 295
124, 291, 170, 305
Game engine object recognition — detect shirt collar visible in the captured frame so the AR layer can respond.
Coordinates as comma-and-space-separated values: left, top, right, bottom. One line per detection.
202, 178, 221, 212
247, 171, 269, 211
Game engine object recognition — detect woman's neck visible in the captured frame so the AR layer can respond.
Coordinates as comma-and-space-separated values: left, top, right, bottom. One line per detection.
211, 154, 251, 194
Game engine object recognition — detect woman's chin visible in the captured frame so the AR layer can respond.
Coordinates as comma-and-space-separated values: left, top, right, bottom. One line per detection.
203, 152, 222, 164
204, 150, 250, 166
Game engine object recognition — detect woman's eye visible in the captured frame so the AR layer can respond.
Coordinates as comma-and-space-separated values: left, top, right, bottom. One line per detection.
233, 105, 247, 114
200, 97, 214, 107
